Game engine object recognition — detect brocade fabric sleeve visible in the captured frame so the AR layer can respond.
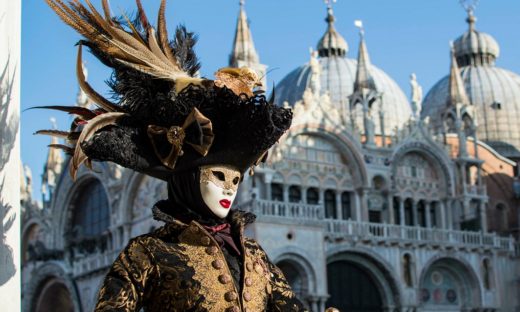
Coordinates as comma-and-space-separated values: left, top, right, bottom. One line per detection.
94, 238, 157, 312
245, 242, 309, 312
266, 260, 310, 312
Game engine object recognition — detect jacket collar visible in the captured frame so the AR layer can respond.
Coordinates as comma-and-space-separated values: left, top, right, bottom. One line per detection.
152, 201, 256, 230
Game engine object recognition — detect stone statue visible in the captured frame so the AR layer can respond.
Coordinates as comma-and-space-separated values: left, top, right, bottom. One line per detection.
410, 73, 423, 117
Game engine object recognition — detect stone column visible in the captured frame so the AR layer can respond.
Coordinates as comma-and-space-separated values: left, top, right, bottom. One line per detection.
445, 199, 453, 230
399, 197, 405, 226
425, 201, 432, 228
387, 193, 395, 224
283, 184, 289, 203
266, 183, 272, 201
302, 187, 308, 204
479, 201, 488, 233
0, 3, 21, 309
359, 189, 369, 222
380, 110, 386, 147
354, 191, 362, 222
335, 192, 342, 220
412, 199, 419, 226
439, 200, 447, 229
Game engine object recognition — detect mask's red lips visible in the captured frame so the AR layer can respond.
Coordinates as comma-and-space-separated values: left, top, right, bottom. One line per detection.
219, 199, 231, 209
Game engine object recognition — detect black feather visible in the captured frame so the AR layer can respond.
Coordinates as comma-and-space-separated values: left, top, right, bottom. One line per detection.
172, 25, 200, 77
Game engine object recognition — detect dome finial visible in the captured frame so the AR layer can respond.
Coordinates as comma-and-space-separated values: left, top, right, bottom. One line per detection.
324, 0, 337, 24
317, 0, 347, 57
460, 0, 479, 30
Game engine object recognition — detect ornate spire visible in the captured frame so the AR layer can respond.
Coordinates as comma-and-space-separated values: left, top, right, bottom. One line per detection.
448, 45, 470, 107
229, 0, 259, 67
229, 0, 267, 87
317, 1, 348, 57
41, 118, 63, 202
353, 21, 376, 93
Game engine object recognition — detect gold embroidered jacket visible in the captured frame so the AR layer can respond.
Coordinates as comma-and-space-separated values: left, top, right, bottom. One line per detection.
95, 209, 308, 312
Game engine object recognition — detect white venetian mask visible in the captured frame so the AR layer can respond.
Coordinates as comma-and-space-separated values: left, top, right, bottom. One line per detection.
199, 165, 241, 219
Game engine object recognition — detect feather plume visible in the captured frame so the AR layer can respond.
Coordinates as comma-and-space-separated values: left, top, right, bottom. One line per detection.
173, 26, 200, 76
157, 0, 178, 65
35, 130, 71, 139
25, 105, 98, 119
47, 0, 191, 85
76, 44, 122, 112
36, 130, 81, 142
71, 111, 126, 180
136, 0, 150, 31
101, 0, 114, 26
49, 144, 74, 155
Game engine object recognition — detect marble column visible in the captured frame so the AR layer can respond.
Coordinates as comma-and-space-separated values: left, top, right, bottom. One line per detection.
445, 199, 453, 230
399, 197, 405, 226
336, 192, 342, 220
354, 191, 362, 222
412, 199, 419, 226
387, 193, 395, 224
439, 200, 447, 229
359, 189, 369, 222
283, 185, 289, 203
479, 201, 488, 233
425, 201, 432, 228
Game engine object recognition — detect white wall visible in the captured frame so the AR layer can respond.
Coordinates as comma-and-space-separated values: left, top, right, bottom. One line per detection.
0, 0, 21, 310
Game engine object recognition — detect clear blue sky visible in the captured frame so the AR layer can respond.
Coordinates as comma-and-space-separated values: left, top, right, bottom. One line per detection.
21, 0, 520, 202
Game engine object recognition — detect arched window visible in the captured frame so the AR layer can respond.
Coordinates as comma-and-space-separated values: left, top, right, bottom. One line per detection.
306, 188, 319, 205
72, 179, 110, 240
341, 192, 351, 220
482, 258, 492, 290
324, 190, 336, 219
289, 186, 302, 203
271, 183, 284, 202
403, 253, 413, 287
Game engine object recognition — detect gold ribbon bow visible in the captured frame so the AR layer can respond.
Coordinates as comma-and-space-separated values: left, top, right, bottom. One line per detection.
147, 108, 214, 169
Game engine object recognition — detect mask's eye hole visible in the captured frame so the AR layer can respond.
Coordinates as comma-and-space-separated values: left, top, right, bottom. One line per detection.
212, 171, 225, 181
233, 177, 240, 185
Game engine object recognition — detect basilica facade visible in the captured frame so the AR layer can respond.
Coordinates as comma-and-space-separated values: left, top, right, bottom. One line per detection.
21, 3, 520, 312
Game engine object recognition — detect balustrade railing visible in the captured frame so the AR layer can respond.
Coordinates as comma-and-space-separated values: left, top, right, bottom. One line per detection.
326, 219, 515, 252
239, 199, 515, 252
240, 199, 324, 220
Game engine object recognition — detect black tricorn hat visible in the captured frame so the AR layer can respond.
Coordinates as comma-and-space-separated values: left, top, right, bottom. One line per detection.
36, 0, 292, 180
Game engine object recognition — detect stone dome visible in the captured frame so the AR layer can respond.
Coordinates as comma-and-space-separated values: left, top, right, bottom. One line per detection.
276, 9, 411, 135
422, 15, 520, 158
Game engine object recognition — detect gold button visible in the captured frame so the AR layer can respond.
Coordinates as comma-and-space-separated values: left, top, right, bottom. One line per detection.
243, 292, 252, 302
245, 277, 253, 286
206, 246, 218, 255
224, 291, 238, 302
201, 236, 211, 246
254, 263, 263, 274
219, 274, 232, 284
227, 307, 239, 312
212, 259, 224, 269
246, 262, 253, 271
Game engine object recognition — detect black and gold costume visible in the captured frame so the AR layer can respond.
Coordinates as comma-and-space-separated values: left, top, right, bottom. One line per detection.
96, 207, 307, 312
40, 1, 307, 311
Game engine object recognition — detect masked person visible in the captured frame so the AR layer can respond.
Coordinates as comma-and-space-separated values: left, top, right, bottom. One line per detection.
40, 0, 311, 311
